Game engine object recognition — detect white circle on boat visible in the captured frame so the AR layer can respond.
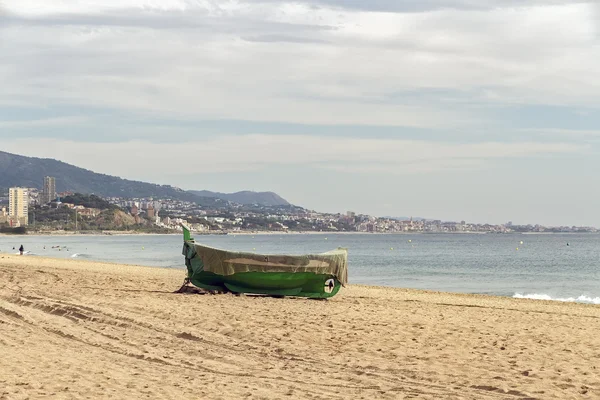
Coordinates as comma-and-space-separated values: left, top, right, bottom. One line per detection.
324, 279, 335, 294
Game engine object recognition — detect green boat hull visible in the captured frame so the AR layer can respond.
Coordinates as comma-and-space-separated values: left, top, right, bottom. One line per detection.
181, 224, 346, 298
189, 271, 342, 298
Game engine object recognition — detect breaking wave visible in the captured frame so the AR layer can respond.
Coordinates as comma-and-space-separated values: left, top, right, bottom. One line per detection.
513, 293, 600, 304
71, 253, 91, 259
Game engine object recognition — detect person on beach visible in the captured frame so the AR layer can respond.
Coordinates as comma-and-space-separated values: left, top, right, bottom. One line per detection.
19, 245, 24, 255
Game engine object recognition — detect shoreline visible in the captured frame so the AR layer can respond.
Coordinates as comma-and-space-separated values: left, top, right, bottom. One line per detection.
0, 253, 597, 305
1, 254, 598, 399
2, 251, 598, 305
5, 230, 598, 237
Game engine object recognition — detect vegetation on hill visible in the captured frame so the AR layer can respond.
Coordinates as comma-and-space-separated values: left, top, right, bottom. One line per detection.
30, 206, 74, 227
28, 202, 169, 233
59, 194, 118, 210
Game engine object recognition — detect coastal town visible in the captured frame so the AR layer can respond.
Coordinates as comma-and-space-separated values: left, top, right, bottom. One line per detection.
2, 177, 598, 234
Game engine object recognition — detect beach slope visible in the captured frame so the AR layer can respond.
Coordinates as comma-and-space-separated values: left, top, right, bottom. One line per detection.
1, 255, 599, 399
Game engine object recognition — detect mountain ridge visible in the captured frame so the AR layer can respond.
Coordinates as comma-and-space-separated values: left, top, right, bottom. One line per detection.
0, 150, 207, 203
0, 150, 289, 207
188, 190, 290, 206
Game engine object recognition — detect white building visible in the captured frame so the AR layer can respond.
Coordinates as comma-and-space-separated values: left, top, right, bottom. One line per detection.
9, 187, 29, 226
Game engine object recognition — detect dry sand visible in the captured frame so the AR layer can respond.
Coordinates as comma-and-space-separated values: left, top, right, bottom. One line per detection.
1, 254, 599, 400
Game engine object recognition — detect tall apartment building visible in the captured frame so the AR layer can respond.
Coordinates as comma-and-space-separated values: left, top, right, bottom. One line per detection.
41, 176, 56, 204
9, 187, 29, 226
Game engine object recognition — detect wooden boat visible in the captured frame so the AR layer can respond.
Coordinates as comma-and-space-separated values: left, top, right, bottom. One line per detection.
181, 225, 348, 298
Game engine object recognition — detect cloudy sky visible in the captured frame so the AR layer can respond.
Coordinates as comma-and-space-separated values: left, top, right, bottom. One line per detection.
1, 1, 599, 226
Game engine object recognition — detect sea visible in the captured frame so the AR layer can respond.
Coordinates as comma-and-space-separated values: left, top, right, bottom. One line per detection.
2, 233, 599, 304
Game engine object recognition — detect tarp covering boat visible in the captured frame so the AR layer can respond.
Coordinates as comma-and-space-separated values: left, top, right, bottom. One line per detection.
181, 225, 348, 298
183, 242, 348, 286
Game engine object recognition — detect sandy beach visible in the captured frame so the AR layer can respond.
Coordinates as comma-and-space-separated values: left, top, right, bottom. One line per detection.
1, 255, 599, 399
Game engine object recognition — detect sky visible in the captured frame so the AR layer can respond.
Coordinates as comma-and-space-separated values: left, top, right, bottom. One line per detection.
1, 0, 599, 226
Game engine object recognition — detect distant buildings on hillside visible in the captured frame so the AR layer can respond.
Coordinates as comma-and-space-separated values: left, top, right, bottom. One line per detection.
0, 177, 57, 227
1, 178, 598, 233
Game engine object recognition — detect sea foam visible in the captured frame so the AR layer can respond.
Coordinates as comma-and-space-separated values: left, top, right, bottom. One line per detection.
70, 253, 92, 259
513, 293, 600, 304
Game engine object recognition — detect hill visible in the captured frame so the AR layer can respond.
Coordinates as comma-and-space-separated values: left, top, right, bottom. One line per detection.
0, 151, 223, 206
94, 209, 138, 230
189, 190, 290, 206
59, 194, 119, 210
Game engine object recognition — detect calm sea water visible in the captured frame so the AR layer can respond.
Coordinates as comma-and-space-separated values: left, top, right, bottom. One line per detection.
2, 233, 599, 304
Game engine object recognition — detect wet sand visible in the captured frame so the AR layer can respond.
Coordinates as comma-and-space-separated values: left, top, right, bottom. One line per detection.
1, 254, 599, 399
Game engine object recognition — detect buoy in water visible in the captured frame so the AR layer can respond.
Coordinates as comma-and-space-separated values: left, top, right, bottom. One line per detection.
519, 241, 523, 245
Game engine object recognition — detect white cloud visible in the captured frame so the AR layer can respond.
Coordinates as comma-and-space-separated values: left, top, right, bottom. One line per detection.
1, 1, 599, 129
4, 0, 588, 15
2, 0, 600, 226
